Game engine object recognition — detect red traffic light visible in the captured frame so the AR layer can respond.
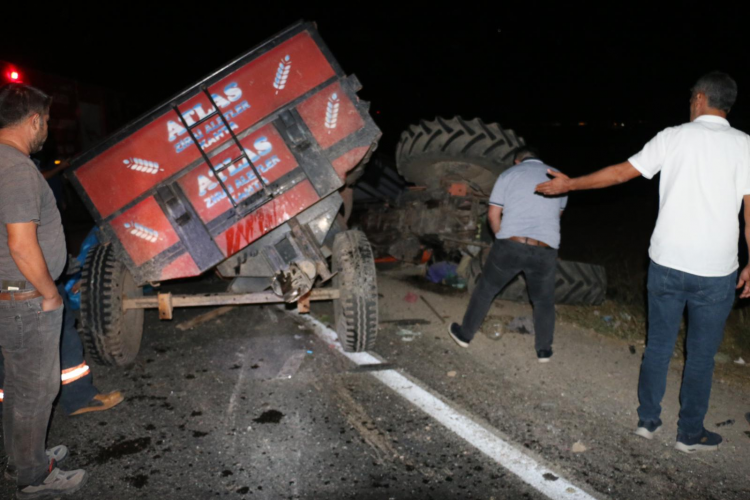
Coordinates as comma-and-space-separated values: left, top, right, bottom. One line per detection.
3, 67, 22, 83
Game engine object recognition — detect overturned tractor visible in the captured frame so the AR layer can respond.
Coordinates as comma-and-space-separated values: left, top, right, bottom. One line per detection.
359, 116, 606, 305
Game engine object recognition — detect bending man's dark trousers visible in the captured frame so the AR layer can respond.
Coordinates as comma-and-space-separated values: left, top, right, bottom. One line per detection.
460, 238, 557, 350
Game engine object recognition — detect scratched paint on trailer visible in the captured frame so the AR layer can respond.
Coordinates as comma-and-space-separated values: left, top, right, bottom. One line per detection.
160, 253, 201, 281
296, 82, 365, 150
216, 181, 320, 257
176, 124, 299, 224
75, 31, 335, 218
331, 146, 371, 180
110, 197, 180, 266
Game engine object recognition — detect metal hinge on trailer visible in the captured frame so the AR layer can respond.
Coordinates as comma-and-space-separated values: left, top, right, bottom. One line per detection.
171, 85, 271, 209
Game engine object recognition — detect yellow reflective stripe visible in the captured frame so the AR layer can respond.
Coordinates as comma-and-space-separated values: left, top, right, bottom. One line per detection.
61, 363, 91, 385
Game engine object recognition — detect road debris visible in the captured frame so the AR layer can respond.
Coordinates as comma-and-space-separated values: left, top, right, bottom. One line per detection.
507, 316, 534, 335
396, 328, 422, 342
715, 353, 731, 364
404, 292, 419, 304
447, 371, 457, 378
715, 419, 735, 427
629, 345, 636, 355
734, 357, 746, 365
571, 441, 587, 453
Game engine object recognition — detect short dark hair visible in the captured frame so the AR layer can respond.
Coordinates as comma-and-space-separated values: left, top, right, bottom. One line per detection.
0, 83, 52, 129
691, 71, 737, 112
514, 146, 540, 162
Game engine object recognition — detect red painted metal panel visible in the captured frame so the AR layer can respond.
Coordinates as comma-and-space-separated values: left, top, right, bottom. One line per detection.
176, 124, 299, 224
110, 197, 180, 266
160, 253, 201, 281
216, 181, 320, 256
75, 31, 335, 218
332, 146, 371, 180
297, 82, 365, 150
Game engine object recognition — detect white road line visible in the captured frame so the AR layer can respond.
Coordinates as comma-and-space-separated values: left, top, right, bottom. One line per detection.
293, 312, 600, 500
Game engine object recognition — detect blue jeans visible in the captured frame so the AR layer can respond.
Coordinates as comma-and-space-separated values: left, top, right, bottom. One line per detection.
637, 261, 736, 436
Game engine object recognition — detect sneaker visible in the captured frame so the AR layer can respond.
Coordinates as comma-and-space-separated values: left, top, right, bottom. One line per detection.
16, 468, 87, 499
537, 349, 553, 363
5, 445, 69, 481
447, 323, 470, 348
634, 419, 662, 440
675, 428, 722, 453
69, 391, 124, 416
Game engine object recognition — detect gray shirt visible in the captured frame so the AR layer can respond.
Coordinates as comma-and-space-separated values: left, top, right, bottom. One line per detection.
0, 144, 66, 289
489, 159, 568, 249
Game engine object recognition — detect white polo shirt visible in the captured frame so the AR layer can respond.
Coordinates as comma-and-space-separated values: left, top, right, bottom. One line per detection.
629, 115, 750, 277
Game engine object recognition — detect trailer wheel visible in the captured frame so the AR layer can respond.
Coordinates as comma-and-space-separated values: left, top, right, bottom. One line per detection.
396, 116, 524, 195
332, 230, 378, 352
466, 254, 607, 306
80, 244, 144, 366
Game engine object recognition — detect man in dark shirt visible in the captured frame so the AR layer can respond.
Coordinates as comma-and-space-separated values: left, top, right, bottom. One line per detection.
0, 84, 86, 498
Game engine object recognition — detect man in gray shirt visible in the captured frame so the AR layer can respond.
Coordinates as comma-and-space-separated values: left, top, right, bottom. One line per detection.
0, 84, 86, 497
449, 147, 567, 362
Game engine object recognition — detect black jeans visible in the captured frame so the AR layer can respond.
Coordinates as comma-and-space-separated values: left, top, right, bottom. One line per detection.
461, 238, 557, 351
0, 295, 62, 486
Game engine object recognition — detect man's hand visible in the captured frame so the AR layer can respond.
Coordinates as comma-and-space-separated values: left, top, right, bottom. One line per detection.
536, 170, 572, 196
737, 265, 750, 299
42, 292, 63, 312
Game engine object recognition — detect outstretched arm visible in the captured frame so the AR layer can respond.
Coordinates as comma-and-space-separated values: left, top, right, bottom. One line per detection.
737, 195, 750, 299
535, 161, 641, 195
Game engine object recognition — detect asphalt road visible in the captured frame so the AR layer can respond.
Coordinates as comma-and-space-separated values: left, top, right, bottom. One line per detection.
0, 282, 547, 499
3, 268, 749, 499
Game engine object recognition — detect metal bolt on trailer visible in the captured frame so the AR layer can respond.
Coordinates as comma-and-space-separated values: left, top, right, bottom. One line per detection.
68, 21, 381, 366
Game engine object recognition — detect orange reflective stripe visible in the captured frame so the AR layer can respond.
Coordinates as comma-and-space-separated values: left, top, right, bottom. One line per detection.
0, 388, 4, 402
61, 362, 91, 385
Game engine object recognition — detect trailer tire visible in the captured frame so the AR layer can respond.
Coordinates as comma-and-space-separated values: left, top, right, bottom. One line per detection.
396, 116, 524, 194
466, 254, 607, 306
80, 244, 144, 366
332, 230, 378, 352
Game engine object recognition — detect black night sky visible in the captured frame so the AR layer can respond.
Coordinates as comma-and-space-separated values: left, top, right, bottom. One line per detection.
3, 5, 750, 173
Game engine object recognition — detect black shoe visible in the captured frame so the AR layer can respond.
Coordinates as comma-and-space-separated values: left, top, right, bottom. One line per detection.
537, 349, 553, 363
675, 428, 722, 453
448, 323, 470, 348
634, 419, 662, 440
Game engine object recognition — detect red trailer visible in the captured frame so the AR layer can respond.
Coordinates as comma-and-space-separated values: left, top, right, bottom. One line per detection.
67, 21, 381, 366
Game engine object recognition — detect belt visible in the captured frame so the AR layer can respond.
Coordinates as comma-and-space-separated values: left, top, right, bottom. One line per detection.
509, 236, 551, 248
0, 289, 43, 301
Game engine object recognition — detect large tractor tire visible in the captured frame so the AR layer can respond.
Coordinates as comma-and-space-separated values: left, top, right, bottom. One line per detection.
467, 255, 607, 306
79, 244, 144, 366
396, 116, 524, 194
332, 230, 378, 352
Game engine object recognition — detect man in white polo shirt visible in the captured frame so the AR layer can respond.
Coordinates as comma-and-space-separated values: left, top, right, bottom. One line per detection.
536, 71, 750, 453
